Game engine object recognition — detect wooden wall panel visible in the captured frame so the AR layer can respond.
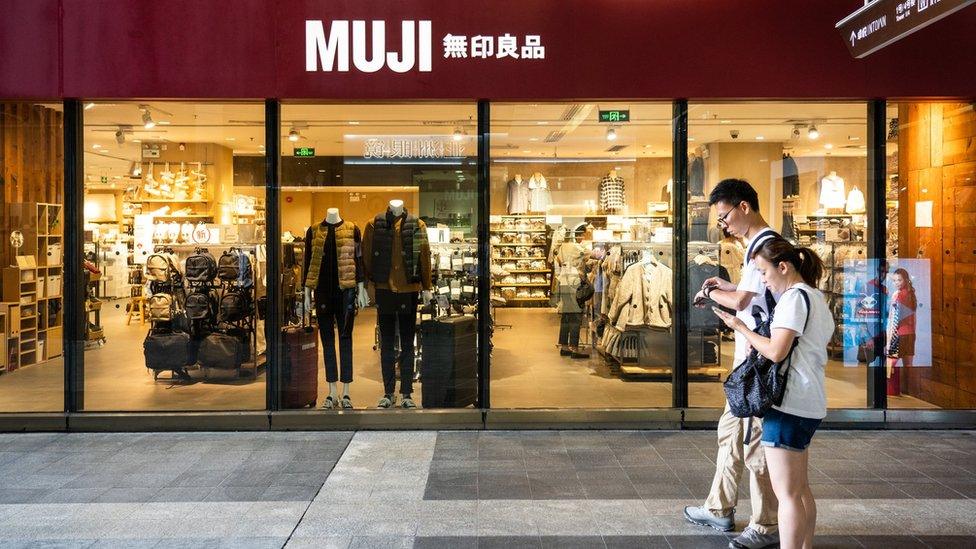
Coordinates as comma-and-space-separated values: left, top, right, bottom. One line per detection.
0, 102, 63, 267
899, 103, 976, 408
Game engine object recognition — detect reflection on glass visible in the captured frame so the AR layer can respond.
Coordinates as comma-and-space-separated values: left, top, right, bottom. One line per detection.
687, 102, 870, 408
489, 102, 674, 409
82, 102, 266, 411
0, 102, 65, 412
279, 103, 478, 410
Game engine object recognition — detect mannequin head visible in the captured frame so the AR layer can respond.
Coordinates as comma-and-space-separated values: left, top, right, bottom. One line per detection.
325, 207, 341, 224
608, 169, 618, 178
389, 199, 404, 215
514, 173, 522, 182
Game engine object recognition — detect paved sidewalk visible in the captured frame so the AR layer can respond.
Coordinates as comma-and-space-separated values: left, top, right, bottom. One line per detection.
0, 430, 974, 548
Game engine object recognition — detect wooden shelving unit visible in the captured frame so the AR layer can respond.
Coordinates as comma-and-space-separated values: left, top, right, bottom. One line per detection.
1, 202, 64, 371
490, 215, 553, 307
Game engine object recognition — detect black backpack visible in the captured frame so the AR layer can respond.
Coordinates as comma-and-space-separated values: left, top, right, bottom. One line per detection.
219, 288, 252, 322
185, 248, 217, 282
143, 331, 190, 371
724, 288, 811, 419
185, 290, 215, 321
217, 248, 253, 287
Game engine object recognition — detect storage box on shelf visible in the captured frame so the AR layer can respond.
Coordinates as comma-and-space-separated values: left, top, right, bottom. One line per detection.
490, 215, 552, 307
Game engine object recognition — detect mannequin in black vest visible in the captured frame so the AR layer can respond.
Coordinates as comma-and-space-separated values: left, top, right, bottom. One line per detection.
362, 199, 433, 410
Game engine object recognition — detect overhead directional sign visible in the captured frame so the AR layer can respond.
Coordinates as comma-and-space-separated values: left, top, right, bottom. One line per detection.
836, 0, 976, 58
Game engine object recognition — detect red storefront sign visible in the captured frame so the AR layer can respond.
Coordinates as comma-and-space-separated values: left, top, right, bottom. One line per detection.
1, 0, 974, 99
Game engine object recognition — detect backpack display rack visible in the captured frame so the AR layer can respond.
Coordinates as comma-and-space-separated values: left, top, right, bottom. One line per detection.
142, 244, 262, 381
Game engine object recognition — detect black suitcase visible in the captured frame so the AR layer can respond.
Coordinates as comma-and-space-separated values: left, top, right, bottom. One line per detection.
420, 316, 478, 408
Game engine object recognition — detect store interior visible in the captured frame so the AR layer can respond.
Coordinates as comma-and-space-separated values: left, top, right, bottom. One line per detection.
0, 100, 963, 411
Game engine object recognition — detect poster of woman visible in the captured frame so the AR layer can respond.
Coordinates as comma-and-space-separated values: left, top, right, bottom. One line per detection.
885, 260, 932, 395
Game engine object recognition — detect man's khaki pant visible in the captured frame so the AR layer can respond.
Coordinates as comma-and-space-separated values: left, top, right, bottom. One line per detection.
703, 404, 778, 534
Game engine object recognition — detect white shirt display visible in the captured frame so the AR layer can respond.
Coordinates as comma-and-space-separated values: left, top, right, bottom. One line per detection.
845, 187, 866, 214
770, 283, 834, 419
819, 171, 847, 209
527, 173, 551, 213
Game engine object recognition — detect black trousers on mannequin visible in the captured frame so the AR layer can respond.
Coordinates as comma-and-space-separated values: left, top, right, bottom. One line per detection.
315, 287, 357, 383
375, 288, 418, 396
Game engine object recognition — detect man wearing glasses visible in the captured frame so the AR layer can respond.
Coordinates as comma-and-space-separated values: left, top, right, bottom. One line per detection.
684, 178, 780, 549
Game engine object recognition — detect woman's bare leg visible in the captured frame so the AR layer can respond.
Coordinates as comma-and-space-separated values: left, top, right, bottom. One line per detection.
765, 446, 813, 549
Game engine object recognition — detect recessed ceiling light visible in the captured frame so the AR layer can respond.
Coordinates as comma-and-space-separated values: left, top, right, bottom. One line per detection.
849, 136, 861, 141
521, 150, 532, 153
536, 121, 548, 125
83, 102, 95, 111
225, 137, 236, 141
720, 120, 732, 124
755, 135, 764, 140
643, 144, 651, 148
349, 121, 360, 125
92, 144, 101, 149
529, 138, 539, 142
688, 137, 696, 141
132, 139, 141, 143
156, 121, 170, 125
824, 143, 833, 149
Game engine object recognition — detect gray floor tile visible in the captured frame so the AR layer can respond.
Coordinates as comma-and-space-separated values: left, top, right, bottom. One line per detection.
540, 536, 605, 548
259, 484, 321, 501
603, 536, 670, 549
666, 535, 734, 548
413, 537, 479, 549
150, 486, 216, 502
854, 536, 928, 548
205, 486, 269, 502
477, 537, 542, 549
92, 487, 161, 503
811, 535, 862, 549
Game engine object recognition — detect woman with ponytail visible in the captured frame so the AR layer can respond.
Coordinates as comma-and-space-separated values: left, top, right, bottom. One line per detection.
712, 237, 834, 549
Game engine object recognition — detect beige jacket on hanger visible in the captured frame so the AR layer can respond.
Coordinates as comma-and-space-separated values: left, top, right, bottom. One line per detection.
608, 261, 673, 331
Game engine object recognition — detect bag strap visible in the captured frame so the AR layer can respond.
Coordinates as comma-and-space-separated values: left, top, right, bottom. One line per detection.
776, 287, 812, 390
744, 229, 780, 268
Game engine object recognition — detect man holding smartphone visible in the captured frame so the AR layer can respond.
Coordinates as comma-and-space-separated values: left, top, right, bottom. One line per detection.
684, 178, 780, 549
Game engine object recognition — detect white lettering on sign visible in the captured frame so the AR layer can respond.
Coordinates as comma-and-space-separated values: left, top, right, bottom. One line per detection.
306, 20, 545, 73
849, 15, 887, 46
306, 20, 433, 73
362, 137, 465, 159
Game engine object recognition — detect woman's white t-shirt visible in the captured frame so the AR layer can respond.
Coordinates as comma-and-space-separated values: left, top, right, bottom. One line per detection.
770, 283, 834, 419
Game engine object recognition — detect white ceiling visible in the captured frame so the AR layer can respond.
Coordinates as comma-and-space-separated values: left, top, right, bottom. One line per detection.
82, 101, 871, 181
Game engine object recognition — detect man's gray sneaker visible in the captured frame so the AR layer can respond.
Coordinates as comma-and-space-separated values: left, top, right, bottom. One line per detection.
729, 526, 779, 549
683, 505, 734, 532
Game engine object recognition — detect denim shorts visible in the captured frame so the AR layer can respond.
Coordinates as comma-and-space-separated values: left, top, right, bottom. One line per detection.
761, 408, 822, 452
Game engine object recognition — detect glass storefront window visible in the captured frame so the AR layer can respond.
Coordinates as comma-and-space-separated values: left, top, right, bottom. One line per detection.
0, 102, 65, 412
885, 101, 976, 409
278, 103, 478, 410
81, 102, 266, 411
489, 102, 674, 408
686, 102, 871, 409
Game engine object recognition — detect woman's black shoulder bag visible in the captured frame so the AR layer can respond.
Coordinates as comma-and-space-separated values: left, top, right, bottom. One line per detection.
724, 287, 811, 418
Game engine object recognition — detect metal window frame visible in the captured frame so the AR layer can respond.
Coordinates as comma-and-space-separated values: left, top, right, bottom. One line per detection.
21, 97, 966, 430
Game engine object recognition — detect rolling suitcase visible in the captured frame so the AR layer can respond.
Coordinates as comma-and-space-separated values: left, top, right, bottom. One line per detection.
282, 322, 319, 409
420, 315, 477, 408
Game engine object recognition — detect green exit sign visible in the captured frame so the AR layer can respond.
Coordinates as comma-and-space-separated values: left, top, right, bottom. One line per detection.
599, 110, 630, 123
294, 147, 316, 157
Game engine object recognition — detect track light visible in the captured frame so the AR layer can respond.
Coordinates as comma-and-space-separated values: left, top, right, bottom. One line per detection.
140, 105, 155, 129
807, 124, 819, 140
84, 102, 95, 111
606, 127, 617, 141
288, 128, 300, 142
453, 128, 464, 142
115, 128, 125, 145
